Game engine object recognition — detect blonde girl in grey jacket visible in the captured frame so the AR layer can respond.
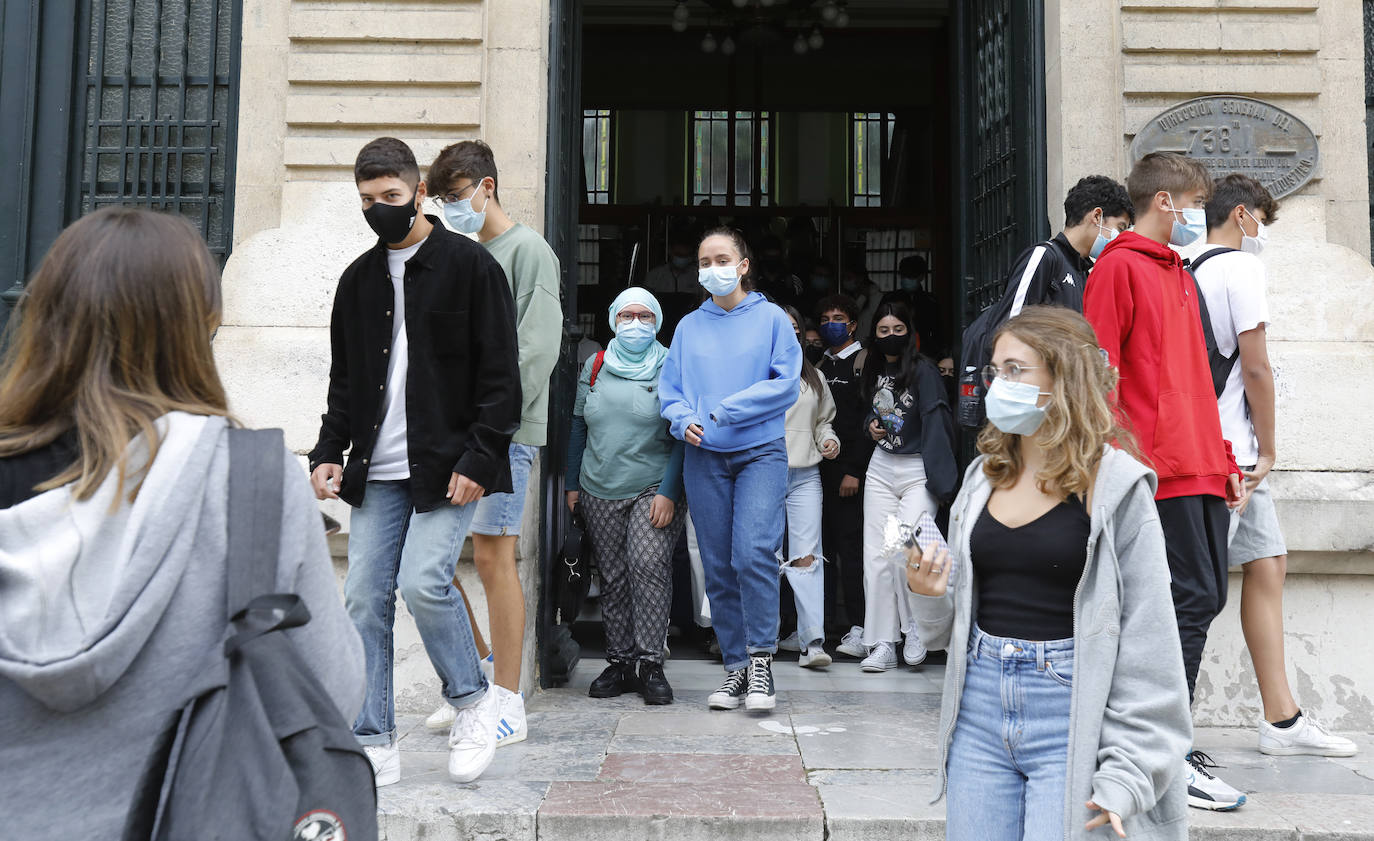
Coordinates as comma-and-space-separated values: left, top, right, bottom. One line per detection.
908, 306, 1191, 841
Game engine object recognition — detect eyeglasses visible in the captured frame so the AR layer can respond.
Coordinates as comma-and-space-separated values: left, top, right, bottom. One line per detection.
981, 362, 1040, 388
438, 182, 478, 205
616, 311, 657, 325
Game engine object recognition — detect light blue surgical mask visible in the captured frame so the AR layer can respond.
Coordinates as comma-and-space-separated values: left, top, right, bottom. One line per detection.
1164, 195, 1206, 247
1090, 223, 1118, 259
443, 189, 489, 235
984, 377, 1052, 436
615, 319, 656, 353
699, 263, 741, 297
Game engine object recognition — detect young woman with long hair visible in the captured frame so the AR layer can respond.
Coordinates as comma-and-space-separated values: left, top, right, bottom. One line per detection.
908, 306, 1190, 841
777, 304, 840, 668
855, 301, 957, 672
0, 208, 363, 836
660, 228, 801, 711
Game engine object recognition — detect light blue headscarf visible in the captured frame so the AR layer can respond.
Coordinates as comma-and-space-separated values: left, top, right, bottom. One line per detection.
602, 287, 668, 381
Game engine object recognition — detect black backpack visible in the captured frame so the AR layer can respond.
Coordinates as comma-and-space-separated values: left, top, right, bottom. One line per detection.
123, 428, 377, 841
1185, 247, 1241, 398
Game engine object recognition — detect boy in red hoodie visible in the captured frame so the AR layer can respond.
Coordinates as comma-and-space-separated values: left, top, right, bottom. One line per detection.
1083, 152, 1245, 812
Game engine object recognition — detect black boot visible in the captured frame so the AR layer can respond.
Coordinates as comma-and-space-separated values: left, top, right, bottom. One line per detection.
588, 660, 637, 698
638, 660, 674, 706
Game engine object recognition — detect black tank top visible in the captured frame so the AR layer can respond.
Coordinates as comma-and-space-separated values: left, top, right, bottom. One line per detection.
969, 496, 1090, 641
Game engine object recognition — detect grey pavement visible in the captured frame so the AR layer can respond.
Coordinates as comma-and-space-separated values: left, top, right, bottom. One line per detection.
378, 657, 1374, 840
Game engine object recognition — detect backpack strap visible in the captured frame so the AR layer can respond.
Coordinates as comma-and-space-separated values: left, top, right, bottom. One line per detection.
589, 350, 607, 390
226, 428, 286, 617
1189, 246, 1237, 274
851, 348, 868, 380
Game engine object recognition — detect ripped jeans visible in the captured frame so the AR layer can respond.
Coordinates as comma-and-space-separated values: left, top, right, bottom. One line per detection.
778, 465, 825, 648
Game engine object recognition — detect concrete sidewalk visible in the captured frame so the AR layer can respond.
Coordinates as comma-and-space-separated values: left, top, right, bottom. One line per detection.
377, 657, 1374, 840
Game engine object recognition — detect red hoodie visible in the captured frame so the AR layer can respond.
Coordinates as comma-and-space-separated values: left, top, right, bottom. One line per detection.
1083, 231, 1239, 501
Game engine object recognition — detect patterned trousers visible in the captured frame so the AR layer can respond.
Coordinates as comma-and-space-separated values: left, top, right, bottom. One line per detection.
581, 487, 687, 665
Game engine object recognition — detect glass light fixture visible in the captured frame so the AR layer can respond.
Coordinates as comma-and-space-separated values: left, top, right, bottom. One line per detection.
793, 32, 808, 54
808, 27, 824, 50
721, 35, 737, 55
821, 1, 839, 22
671, 17, 688, 32
673, 1, 690, 22
702, 31, 718, 53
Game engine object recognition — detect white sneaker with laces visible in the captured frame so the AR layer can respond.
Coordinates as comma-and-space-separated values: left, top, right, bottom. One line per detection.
1184, 751, 1246, 811
861, 640, 899, 672
427, 656, 497, 731
837, 626, 868, 659
364, 743, 400, 788
1259, 713, 1357, 757
495, 685, 528, 748
448, 688, 500, 782
903, 633, 928, 666
778, 631, 803, 652
799, 645, 832, 669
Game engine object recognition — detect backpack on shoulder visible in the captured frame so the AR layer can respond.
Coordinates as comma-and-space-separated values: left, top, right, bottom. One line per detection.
123, 428, 377, 841
1185, 247, 1241, 398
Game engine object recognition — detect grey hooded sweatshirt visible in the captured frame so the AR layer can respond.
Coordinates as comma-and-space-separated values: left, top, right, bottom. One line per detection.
0, 413, 365, 839
912, 446, 1192, 841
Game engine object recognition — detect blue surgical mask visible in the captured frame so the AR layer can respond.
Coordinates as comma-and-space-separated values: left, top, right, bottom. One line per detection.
899, 275, 920, 292
1164, 195, 1206, 247
443, 189, 489, 235
615, 319, 656, 353
984, 377, 1051, 436
819, 321, 851, 347
1090, 223, 1118, 259
699, 263, 741, 297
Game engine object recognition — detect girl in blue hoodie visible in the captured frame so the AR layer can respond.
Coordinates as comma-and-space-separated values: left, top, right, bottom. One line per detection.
660, 228, 801, 712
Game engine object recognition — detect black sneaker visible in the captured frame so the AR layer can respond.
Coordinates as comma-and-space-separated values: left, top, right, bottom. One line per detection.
638, 660, 674, 706
707, 669, 748, 710
588, 661, 638, 699
745, 654, 776, 711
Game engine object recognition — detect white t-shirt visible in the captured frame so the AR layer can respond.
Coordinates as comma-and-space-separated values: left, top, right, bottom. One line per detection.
368, 238, 425, 480
1193, 246, 1269, 465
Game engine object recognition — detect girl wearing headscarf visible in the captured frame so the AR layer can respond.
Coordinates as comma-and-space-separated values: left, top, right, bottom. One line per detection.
566, 287, 687, 705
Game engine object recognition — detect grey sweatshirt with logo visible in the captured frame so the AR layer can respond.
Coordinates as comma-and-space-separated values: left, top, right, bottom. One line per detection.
912, 446, 1192, 840
0, 414, 364, 839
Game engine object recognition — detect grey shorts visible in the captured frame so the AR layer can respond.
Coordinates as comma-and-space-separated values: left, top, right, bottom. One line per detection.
1228, 471, 1287, 567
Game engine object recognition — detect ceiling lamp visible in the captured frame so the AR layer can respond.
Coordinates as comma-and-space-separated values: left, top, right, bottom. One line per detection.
701, 30, 718, 53
792, 32, 808, 54
821, 1, 839, 22
808, 27, 824, 49
673, 1, 690, 22
721, 35, 737, 55
835, 2, 849, 27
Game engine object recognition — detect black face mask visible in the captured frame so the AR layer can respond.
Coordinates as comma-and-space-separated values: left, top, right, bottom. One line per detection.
804, 345, 827, 365
874, 334, 909, 359
364, 193, 418, 244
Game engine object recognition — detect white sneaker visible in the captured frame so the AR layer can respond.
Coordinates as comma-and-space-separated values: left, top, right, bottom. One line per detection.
837, 626, 868, 659
861, 641, 899, 672
1259, 713, 1357, 757
799, 645, 832, 669
364, 743, 400, 788
447, 688, 500, 783
1184, 751, 1246, 811
778, 631, 803, 652
495, 686, 528, 748
903, 633, 928, 666
425, 702, 457, 731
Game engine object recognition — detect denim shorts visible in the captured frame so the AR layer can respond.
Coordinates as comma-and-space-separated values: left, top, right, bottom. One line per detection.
471, 443, 539, 537
1228, 469, 1287, 566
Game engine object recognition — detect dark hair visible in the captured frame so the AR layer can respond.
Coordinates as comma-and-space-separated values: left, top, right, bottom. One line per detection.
898, 255, 929, 278
816, 293, 859, 322
782, 305, 824, 395
1205, 173, 1280, 231
1064, 175, 1133, 227
861, 301, 923, 400
426, 139, 501, 202
1126, 152, 1212, 219
698, 227, 754, 291
355, 137, 420, 187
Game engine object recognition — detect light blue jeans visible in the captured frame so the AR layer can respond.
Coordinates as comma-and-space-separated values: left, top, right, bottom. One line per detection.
779, 465, 825, 648
945, 626, 1074, 841
345, 480, 488, 746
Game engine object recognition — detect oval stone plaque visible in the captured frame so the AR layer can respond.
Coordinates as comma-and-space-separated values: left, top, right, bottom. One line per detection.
1130, 96, 1318, 199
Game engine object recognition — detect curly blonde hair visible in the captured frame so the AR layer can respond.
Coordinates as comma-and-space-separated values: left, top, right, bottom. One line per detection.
977, 306, 1136, 497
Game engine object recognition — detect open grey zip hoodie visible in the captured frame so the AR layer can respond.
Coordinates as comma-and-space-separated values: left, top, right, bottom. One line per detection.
912, 446, 1191, 840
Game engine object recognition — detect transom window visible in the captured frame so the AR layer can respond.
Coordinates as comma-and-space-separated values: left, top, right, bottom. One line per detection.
691, 110, 771, 207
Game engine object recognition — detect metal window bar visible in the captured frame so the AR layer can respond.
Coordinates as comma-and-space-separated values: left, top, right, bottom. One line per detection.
852, 112, 893, 208
692, 110, 771, 207
582, 108, 612, 205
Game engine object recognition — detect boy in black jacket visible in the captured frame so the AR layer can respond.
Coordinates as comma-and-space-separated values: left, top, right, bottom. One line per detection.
308, 137, 521, 788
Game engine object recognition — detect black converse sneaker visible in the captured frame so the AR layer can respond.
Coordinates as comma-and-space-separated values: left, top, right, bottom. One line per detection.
745, 654, 776, 711
708, 669, 748, 710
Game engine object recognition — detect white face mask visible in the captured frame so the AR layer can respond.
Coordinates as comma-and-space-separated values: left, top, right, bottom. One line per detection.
699, 263, 741, 297
1164, 194, 1206, 247
984, 377, 1052, 436
1241, 208, 1268, 255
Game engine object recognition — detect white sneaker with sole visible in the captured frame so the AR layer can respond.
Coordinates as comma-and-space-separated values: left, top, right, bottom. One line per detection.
427, 655, 496, 731
448, 688, 500, 782
837, 626, 868, 659
364, 743, 400, 788
799, 645, 832, 669
707, 669, 748, 710
1184, 751, 1246, 811
778, 631, 803, 652
903, 634, 928, 666
1259, 713, 1357, 757
861, 640, 899, 672
495, 685, 528, 747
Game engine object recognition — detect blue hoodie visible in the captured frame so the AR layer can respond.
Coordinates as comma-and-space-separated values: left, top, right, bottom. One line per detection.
659, 291, 802, 453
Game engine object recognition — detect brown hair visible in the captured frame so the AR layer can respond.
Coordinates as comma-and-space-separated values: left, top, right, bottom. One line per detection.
427, 139, 500, 202
355, 136, 420, 187
698, 227, 754, 291
781, 304, 824, 394
977, 306, 1136, 497
1126, 152, 1212, 219
1205, 173, 1279, 230
0, 207, 230, 503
